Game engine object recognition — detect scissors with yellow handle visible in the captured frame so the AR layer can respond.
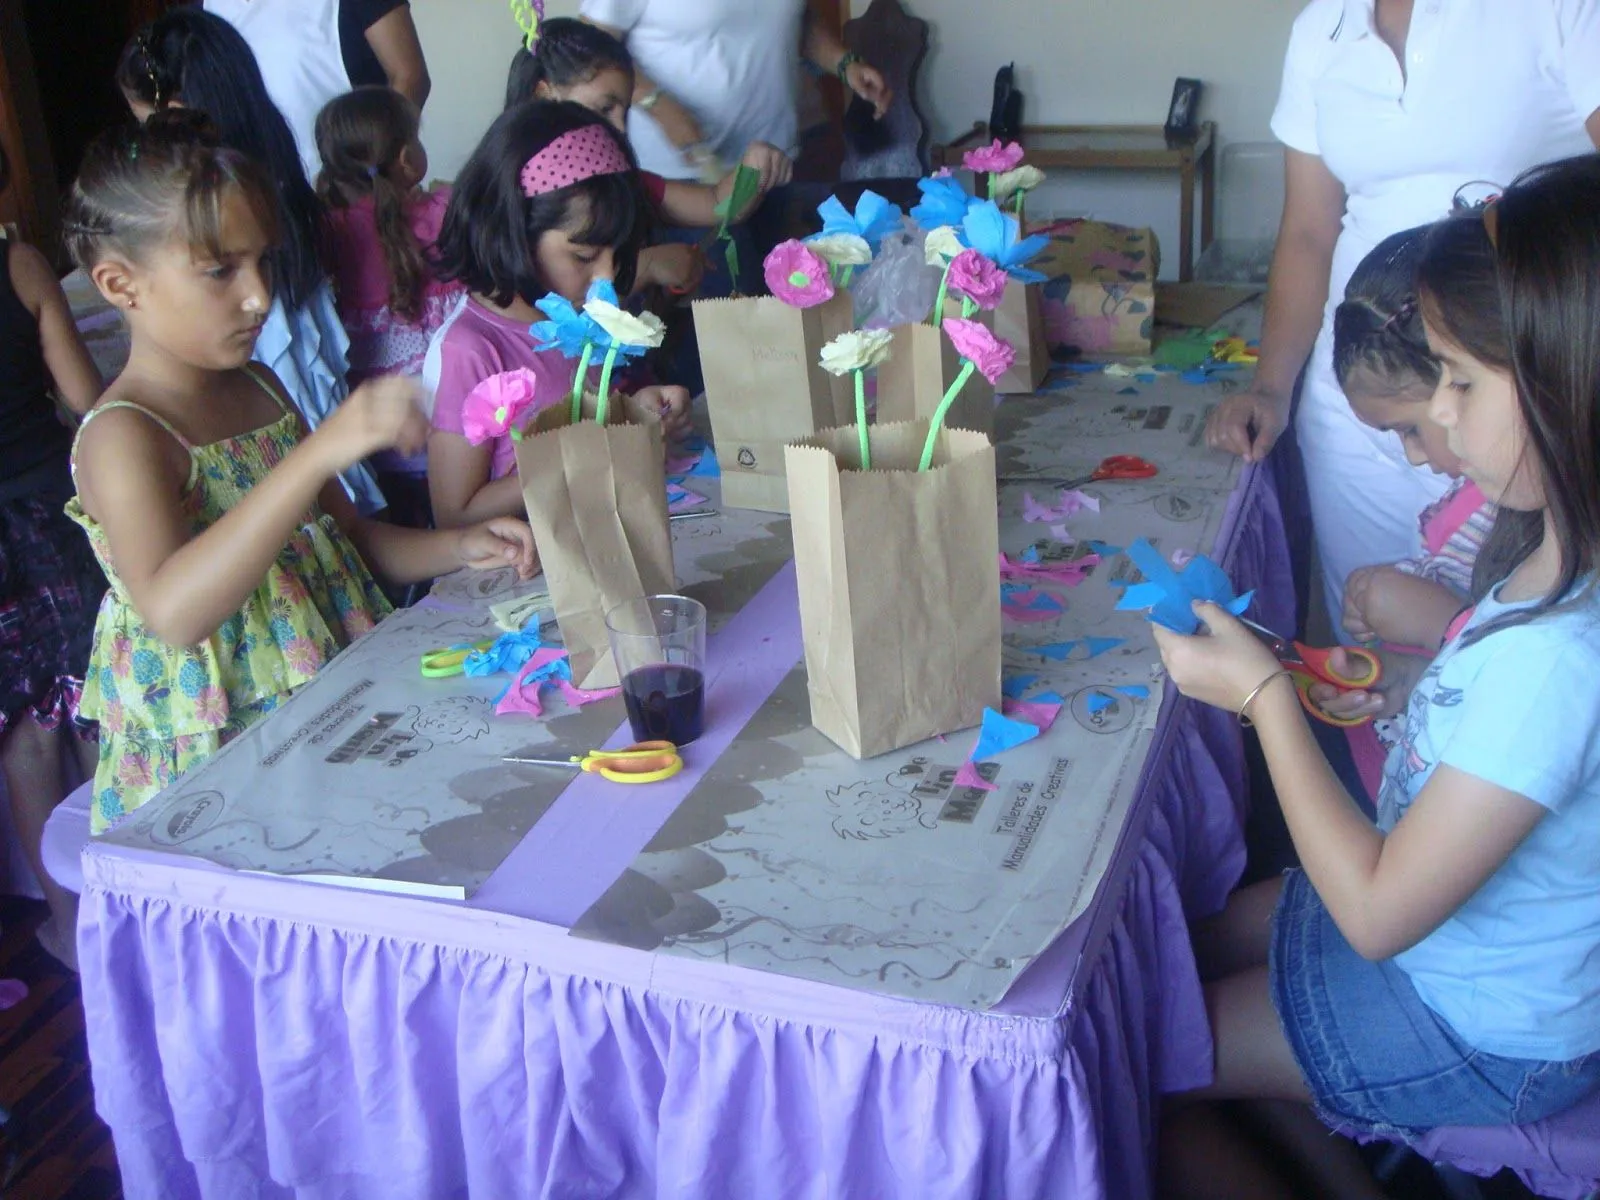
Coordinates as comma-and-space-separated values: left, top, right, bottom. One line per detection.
1238, 617, 1383, 728
419, 639, 497, 679
503, 741, 684, 784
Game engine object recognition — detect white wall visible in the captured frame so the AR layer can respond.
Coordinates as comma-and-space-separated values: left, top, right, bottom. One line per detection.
411, 0, 1300, 276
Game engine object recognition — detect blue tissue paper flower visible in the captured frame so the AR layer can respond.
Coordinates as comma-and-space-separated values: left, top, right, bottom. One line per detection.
1114, 538, 1254, 634
909, 175, 974, 232
959, 200, 1049, 283
816, 189, 904, 254
529, 278, 617, 356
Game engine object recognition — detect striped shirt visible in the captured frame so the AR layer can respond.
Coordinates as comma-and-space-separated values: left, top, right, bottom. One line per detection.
1394, 479, 1495, 596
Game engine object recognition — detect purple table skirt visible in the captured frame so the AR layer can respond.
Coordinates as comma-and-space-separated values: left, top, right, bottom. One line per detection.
77, 463, 1290, 1200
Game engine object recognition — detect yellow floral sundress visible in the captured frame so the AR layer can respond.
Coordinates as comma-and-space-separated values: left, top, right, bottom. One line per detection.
67, 367, 391, 832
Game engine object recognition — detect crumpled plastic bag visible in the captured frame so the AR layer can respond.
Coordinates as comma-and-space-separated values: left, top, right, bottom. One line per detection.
848, 220, 942, 330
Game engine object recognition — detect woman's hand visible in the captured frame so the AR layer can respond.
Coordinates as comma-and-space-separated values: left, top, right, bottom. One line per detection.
319, 375, 429, 470
638, 243, 707, 294
456, 517, 537, 578
1205, 385, 1290, 463
845, 61, 894, 119
737, 142, 794, 202
1150, 600, 1286, 713
1305, 646, 1429, 722
624, 384, 694, 442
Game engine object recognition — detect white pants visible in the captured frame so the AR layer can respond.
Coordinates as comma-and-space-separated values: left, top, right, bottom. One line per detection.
1296, 351, 1451, 639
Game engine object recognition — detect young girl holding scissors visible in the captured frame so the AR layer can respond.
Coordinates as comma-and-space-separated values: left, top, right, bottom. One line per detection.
1155, 156, 1600, 1197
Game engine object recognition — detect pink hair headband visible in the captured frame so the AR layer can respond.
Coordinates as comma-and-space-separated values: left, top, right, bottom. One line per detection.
520, 125, 630, 197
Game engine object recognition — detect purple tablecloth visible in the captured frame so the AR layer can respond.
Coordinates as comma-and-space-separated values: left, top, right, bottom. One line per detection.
77, 461, 1292, 1200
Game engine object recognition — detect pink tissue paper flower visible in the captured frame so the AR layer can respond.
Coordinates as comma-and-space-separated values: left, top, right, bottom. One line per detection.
962, 139, 1026, 175
763, 240, 836, 308
462, 368, 556, 444
946, 249, 1009, 310
943, 317, 1016, 385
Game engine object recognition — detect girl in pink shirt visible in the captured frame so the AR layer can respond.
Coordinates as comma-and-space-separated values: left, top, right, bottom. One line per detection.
317, 87, 464, 526
425, 101, 691, 529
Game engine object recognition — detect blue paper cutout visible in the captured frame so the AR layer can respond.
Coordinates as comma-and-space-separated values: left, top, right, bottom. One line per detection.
909, 175, 975, 232
1021, 545, 1042, 564
1033, 690, 1064, 704
688, 446, 721, 478
1116, 386, 1139, 395
462, 629, 547, 677
1113, 538, 1254, 634
1087, 540, 1124, 557
1083, 637, 1124, 659
972, 708, 1041, 760
1085, 692, 1115, 715
1034, 641, 1076, 661
1114, 685, 1151, 700
1001, 674, 1040, 700
1067, 362, 1102, 373
1029, 593, 1064, 614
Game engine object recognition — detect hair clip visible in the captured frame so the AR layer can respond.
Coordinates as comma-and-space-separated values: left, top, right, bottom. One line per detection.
136, 33, 164, 107
509, 0, 545, 52
1380, 298, 1416, 331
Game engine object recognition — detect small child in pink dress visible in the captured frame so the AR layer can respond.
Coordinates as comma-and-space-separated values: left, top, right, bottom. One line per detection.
317, 86, 465, 527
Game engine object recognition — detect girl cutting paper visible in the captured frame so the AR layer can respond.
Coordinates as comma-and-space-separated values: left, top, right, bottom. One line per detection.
64, 113, 536, 833
1153, 156, 1600, 1199
426, 101, 692, 530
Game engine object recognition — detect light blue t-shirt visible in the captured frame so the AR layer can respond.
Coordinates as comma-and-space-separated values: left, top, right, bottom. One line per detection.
1379, 581, 1600, 1061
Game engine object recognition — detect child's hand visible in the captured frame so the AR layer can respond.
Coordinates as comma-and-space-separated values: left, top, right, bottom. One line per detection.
640, 243, 707, 294
624, 385, 694, 442
320, 375, 429, 469
738, 142, 793, 201
1342, 565, 1380, 642
456, 517, 538, 579
1150, 601, 1286, 714
1305, 647, 1430, 722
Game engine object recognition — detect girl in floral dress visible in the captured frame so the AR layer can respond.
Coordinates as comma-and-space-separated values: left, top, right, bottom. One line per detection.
63, 113, 536, 833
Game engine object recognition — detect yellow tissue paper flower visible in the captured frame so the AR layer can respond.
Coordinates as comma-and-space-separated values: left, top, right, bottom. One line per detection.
924, 225, 966, 266
818, 328, 894, 376
585, 299, 666, 348
991, 165, 1046, 203
806, 233, 873, 268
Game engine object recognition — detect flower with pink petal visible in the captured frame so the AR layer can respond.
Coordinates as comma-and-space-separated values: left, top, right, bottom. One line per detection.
962, 139, 1025, 175
945, 249, 1009, 310
763, 240, 835, 308
461, 368, 555, 444
942, 317, 1016, 384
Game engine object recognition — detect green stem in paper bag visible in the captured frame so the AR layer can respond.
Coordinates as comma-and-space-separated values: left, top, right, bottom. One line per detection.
569, 341, 594, 422
841, 265, 855, 288
1016, 189, 1028, 229
594, 343, 621, 425
854, 369, 871, 470
931, 258, 954, 326
918, 359, 976, 471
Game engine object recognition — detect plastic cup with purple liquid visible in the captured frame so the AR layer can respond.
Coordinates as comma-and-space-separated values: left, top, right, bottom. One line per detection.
605, 594, 707, 746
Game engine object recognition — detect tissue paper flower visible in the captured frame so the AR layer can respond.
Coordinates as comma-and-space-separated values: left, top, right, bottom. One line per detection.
460, 368, 556, 444
763, 240, 835, 308
805, 233, 873, 269
818, 328, 894, 376
943, 317, 1016, 385
991, 164, 1045, 203
910, 174, 974, 232
962, 139, 1025, 175
816, 188, 904, 254
960, 201, 1049, 283
585, 299, 666, 350
924, 225, 966, 267
945, 249, 1009, 310
530, 285, 607, 356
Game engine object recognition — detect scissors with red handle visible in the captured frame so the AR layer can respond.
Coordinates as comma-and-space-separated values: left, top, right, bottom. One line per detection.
1238, 617, 1383, 728
1001, 454, 1159, 488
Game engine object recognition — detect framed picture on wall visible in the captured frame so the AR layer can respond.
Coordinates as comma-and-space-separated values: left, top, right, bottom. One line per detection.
1164, 78, 1203, 143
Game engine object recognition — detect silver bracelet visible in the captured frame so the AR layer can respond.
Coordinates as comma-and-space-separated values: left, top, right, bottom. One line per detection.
1238, 669, 1291, 727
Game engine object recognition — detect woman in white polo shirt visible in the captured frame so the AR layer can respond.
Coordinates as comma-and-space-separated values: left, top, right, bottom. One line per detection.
1206, 0, 1600, 629
578, 0, 891, 183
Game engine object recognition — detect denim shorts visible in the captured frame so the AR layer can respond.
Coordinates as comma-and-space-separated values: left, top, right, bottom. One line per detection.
1268, 869, 1600, 1139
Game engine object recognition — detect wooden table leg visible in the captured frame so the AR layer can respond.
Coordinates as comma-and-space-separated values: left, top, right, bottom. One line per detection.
1200, 141, 1215, 262
1179, 157, 1196, 282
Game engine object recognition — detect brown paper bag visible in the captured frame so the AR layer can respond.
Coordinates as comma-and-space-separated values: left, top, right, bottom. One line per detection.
874, 319, 996, 438
692, 292, 855, 512
992, 282, 1050, 394
515, 393, 675, 689
785, 421, 1002, 759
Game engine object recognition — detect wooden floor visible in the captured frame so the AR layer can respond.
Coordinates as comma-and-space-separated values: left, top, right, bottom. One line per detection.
0, 898, 121, 1200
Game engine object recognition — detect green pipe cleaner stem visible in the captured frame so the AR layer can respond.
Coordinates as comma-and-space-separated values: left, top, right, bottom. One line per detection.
931, 259, 954, 326
594, 344, 621, 425
854, 370, 871, 470
919, 359, 976, 471
569, 342, 594, 422
961, 296, 977, 318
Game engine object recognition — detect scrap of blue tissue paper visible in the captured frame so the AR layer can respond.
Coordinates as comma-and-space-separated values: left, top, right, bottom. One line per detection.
972, 708, 1041, 759
1114, 538, 1253, 634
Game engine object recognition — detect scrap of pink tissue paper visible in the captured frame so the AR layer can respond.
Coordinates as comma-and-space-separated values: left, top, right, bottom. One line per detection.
1171, 547, 1194, 568
953, 760, 997, 792
1023, 489, 1100, 525
1002, 697, 1063, 732
999, 551, 1101, 587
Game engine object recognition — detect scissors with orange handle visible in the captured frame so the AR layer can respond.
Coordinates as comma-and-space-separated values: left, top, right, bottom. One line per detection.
503, 741, 684, 784
1238, 617, 1383, 728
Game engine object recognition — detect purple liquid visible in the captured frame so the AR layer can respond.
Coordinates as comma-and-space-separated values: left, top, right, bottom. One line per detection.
622, 665, 705, 745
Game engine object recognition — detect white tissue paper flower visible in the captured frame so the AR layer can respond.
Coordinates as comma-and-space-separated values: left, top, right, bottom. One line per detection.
924, 225, 966, 266
585, 299, 666, 348
818, 328, 895, 376
990, 165, 1046, 203
805, 233, 873, 268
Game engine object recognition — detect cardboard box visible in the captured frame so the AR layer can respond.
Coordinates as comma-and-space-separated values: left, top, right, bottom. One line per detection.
1033, 219, 1160, 359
